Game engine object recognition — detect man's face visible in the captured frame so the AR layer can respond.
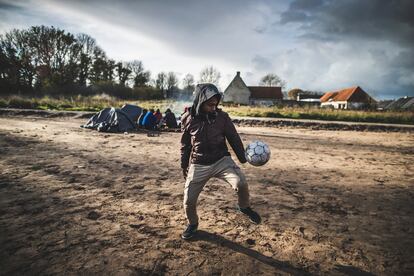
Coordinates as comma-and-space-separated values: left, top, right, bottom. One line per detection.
201, 96, 219, 113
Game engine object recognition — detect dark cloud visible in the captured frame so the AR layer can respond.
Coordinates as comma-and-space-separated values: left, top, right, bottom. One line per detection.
280, 10, 309, 24
0, 1, 23, 11
281, 0, 414, 46
297, 32, 336, 42
279, 0, 414, 98
290, 0, 323, 10
44, 0, 278, 63
1, 0, 412, 98
392, 51, 414, 69
57, 0, 255, 36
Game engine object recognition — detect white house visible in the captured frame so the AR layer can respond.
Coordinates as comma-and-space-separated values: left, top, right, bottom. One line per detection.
223, 72, 283, 105
320, 86, 376, 109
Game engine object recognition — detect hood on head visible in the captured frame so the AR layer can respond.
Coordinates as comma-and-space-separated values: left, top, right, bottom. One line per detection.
191, 83, 221, 116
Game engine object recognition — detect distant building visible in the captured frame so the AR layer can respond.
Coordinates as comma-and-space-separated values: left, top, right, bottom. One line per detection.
223, 72, 283, 105
379, 96, 414, 111
297, 92, 322, 103
377, 100, 394, 111
320, 86, 376, 109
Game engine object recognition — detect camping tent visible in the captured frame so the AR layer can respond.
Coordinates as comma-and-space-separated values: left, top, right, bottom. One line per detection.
120, 104, 142, 122
81, 104, 142, 132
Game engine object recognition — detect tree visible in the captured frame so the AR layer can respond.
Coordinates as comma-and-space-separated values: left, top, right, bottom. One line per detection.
0, 25, 158, 97
116, 61, 132, 86
165, 71, 178, 98
0, 25, 84, 94
199, 66, 221, 86
130, 60, 150, 87
155, 72, 167, 91
0, 31, 21, 94
289, 89, 324, 100
103, 59, 115, 82
28, 26, 82, 88
76, 33, 96, 86
180, 73, 195, 99
288, 88, 304, 100
167, 72, 178, 90
182, 73, 195, 91
260, 73, 286, 90
89, 46, 113, 83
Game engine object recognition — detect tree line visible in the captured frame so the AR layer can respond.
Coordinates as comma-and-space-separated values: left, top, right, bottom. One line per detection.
0, 26, 224, 100
0, 25, 291, 100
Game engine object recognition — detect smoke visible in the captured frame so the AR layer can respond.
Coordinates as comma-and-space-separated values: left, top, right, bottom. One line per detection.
166, 100, 192, 118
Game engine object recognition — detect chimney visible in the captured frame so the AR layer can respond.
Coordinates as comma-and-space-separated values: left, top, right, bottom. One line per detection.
236, 71, 240, 77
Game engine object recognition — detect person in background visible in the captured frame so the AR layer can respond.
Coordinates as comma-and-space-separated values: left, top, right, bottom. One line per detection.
137, 109, 148, 128
154, 108, 162, 125
164, 108, 178, 129
181, 106, 189, 117
143, 108, 157, 130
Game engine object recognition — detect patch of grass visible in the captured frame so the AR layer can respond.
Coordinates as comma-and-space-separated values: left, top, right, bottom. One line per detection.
222, 105, 414, 125
7, 96, 39, 109
0, 95, 184, 114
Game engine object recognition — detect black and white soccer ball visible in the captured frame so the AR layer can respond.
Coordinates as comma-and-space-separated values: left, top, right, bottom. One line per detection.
245, 140, 271, 166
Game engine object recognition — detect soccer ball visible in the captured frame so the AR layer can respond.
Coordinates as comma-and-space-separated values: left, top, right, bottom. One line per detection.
245, 140, 271, 166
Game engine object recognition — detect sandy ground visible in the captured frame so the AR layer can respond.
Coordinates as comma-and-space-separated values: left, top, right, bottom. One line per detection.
0, 115, 413, 275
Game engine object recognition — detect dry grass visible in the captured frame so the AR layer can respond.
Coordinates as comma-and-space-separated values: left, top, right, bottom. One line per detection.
223, 105, 414, 125
1, 95, 413, 125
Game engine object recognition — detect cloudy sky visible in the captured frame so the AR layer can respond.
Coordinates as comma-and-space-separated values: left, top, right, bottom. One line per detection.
1, 0, 413, 99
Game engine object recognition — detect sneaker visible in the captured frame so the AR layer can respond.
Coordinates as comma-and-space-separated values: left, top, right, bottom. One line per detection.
181, 224, 198, 240
238, 206, 262, 224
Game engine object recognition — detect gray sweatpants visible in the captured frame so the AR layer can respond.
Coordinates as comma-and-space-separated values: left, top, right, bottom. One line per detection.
183, 156, 250, 225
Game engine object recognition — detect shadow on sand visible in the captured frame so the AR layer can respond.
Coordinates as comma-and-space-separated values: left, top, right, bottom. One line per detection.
190, 230, 310, 275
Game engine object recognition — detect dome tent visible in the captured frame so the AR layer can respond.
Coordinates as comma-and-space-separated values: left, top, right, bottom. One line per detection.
81, 104, 142, 133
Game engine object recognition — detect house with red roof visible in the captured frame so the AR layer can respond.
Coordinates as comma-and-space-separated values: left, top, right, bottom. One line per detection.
320, 86, 376, 109
223, 72, 283, 105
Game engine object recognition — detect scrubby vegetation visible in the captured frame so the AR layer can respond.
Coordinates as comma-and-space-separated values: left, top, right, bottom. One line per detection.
1, 95, 412, 125
0, 94, 175, 112
224, 105, 414, 125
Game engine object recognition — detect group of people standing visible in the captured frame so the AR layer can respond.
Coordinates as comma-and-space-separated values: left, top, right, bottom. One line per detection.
138, 108, 178, 130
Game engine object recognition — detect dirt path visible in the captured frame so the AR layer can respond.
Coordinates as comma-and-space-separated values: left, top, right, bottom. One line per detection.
0, 116, 413, 275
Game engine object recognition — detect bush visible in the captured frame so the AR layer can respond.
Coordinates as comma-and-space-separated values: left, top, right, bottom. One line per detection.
132, 86, 164, 100
7, 96, 38, 109
0, 98, 7, 108
88, 81, 164, 100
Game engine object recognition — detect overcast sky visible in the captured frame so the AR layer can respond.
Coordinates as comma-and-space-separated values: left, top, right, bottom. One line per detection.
1, 0, 413, 99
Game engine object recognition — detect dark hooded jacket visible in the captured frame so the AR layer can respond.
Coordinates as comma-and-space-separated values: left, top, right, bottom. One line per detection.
164, 109, 178, 128
180, 83, 246, 170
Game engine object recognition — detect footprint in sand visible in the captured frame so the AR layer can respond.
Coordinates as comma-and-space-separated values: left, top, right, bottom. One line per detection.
87, 211, 101, 220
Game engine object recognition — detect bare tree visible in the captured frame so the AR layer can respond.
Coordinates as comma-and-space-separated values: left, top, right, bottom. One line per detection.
130, 60, 150, 87
260, 73, 286, 90
199, 66, 221, 86
182, 73, 195, 90
155, 72, 167, 91
165, 71, 178, 98
167, 71, 178, 90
